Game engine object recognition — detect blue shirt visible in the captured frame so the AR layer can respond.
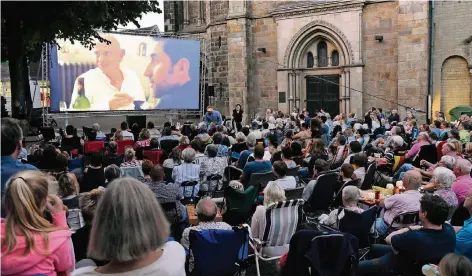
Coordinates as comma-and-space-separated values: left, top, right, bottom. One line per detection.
243, 160, 272, 187
431, 127, 441, 138
456, 217, 472, 261
391, 224, 456, 269
1, 155, 38, 194
204, 111, 222, 126
238, 149, 254, 169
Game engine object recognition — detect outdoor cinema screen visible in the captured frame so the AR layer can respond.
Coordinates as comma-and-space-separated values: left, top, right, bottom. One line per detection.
49, 33, 201, 112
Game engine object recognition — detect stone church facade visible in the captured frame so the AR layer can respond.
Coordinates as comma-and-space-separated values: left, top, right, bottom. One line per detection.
164, 0, 472, 121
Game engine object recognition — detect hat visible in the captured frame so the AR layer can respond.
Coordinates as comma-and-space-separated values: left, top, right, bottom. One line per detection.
251, 121, 259, 128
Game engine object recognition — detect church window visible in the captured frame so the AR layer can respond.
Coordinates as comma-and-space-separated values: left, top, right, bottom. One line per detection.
317, 41, 328, 67
307, 52, 314, 68
331, 50, 339, 66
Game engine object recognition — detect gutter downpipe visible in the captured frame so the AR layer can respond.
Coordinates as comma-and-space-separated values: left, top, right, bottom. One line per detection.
427, 0, 435, 124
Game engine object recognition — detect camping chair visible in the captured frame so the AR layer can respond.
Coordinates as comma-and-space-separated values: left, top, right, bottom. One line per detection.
387, 211, 420, 233
116, 139, 134, 155
286, 166, 300, 177
143, 149, 164, 164
160, 201, 182, 242
68, 157, 84, 172
304, 172, 338, 218
451, 202, 470, 226
120, 166, 144, 178
330, 179, 360, 209
83, 141, 104, 154
164, 167, 174, 183
182, 181, 199, 205
412, 144, 438, 168
360, 161, 376, 190
187, 226, 249, 276
223, 184, 259, 226
245, 199, 305, 276
160, 139, 179, 154
224, 165, 243, 184
285, 186, 304, 200
246, 171, 275, 190
338, 206, 378, 259
201, 174, 223, 197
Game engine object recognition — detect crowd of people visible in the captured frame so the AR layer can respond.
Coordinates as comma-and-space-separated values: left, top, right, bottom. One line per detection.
1, 105, 472, 275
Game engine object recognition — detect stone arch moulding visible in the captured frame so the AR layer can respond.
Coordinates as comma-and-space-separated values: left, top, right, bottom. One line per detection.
283, 20, 355, 67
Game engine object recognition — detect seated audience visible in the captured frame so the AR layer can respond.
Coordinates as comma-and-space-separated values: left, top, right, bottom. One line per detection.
119, 121, 134, 140
92, 123, 106, 140
159, 126, 179, 143
302, 159, 330, 201
431, 167, 459, 209
251, 182, 288, 256
352, 153, 368, 186
2, 171, 73, 275
340, 163, 355, 183
147, 121, 161, 139
199, 144, 227, 193
112, 129, 123, 141
438, 253, 472, 276
307, 138, 328, 177
61, 124, 82, 149
178, 136, 191, 152
191, 138, 208, 165
134, 128, 151, 149
138, 160, 153, 184
232, 132, 248, 154
82, 152, 105, 193
103, 141, 123, 167
149, 137, 159, 149
37, 144, 68, 171
376, 170, 423, 237
454, 190, 472, 261
72, 189, 105, 264
163, 147, 182, 169
343, 141, 362, 165
405, 132, 430, 160
322, 186, 364, 229
267, 161, 296, 190
172, 148, 200, 199
359, 194, 456, 275
104, 164, 121, 187
120, 146, 142, 167
210, 132, 229, 157
240, 145, 272, 187
1, 118, 38, 195
73, 178, 185, 275
452, 159, 472, 204
238, 133, 257, 168
281, 146, 297, 169
58, 173, 80, 209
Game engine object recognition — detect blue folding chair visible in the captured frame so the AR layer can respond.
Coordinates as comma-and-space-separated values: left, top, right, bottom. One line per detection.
187, 226, 249, 276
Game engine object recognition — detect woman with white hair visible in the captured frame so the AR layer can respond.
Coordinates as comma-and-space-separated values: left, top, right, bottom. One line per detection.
172, 148, 200, 199
120, 146, 142, 167
430, 167, 459, 208
73, 178, 185, 275
321, 186, 364, 229
232, 132, 248, 154
250, 182, 288, 256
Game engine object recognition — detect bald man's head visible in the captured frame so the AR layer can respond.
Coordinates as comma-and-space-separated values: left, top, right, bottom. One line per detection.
403, 170, 422, 190
95, 35, 124, 74
196, 198, 217, 222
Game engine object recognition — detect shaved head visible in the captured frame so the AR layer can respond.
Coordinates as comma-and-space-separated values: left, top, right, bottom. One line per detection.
94, 35, 123, 74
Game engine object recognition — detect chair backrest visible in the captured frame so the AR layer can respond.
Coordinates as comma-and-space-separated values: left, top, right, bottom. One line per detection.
164, 167, 174, 183
451, 201, 471, 226
286, 166, 300, 177
331, 179, 360, 208
206, 174, 223, 193
262, 199, 305, 247
120, 166, 144, 178
160, 139, 179, 154
338, 206, 377, 248
360, 161, 376, 190
182, 181, 199, 204
247, 171, 275, 190
116, 140, 134, 155
68, 157, 84, 172
388, 211, 420, 229
160, 201, 179, 223
392, 154, 406, 173
413, 144, 438, 167
306, 172, 338, 212
84, 141, 104, 154
67, 208, 85, 233
143, 149, 163, 164
225, 185, 258, 214
224, 165, 242, 183
188, 227, 249, 276
285, 187, 304, 200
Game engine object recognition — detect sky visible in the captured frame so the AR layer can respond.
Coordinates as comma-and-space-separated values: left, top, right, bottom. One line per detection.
118, 0, 165, 32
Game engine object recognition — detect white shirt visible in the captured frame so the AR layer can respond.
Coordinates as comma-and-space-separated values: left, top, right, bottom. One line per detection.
121, 130, 135, 140
72, 241, 185, 276
270, 176, 296, 190
69, 68, 145, 111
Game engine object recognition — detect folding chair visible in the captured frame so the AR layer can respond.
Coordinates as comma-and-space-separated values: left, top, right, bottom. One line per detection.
201, 174, 223, 197
84, 141, 104, 154
304, 172, 338, 218
285, 186, 304, 200
187, 226, 249, 276
182, 181, 199, 205
245, 199, 305, 276
387, 211, 420, 233
412, 144, 438, 168
223, 184, 259, 226
143, 149, 163, 164
246, 171, 275, 190
164, 167, 174, 183
360, 161, 376, 190
160, 139, 179, 154
224, 165, 243, 184
160, 201, 182, 242
330, 179, 360, 208
286, 166, 300, 177
116, 140, 134, 155
120, 166, 144, 178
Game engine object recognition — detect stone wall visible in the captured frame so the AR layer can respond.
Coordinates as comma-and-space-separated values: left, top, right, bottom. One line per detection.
362, 1, 399, 111
432, 1, 472, 120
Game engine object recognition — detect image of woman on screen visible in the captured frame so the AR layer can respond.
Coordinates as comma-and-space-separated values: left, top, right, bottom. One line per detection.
144, 38, 199, 110
68, 35, 146, 111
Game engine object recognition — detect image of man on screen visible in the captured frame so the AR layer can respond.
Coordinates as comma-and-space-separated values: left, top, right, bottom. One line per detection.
68, 35, 146, 111
144, 40, 193, 109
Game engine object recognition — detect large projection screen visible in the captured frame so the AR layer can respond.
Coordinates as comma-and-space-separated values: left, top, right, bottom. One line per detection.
49, 33, 201, 112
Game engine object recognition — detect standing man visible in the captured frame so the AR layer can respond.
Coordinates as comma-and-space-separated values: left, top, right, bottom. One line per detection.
69, 35, 146, 111
204, 106, 222, 126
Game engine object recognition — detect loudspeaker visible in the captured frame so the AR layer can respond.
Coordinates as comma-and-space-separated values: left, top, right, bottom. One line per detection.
207, 85, 214, 97
126, 116, 146, 130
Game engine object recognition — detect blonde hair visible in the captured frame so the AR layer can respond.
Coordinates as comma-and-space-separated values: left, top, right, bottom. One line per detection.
138, 128, 151, 140
2, 171, 66, 255
465, 142, 472, 155
450, 140, 462, 154
263, 182, 286, 206
87, 178, 169, 261
80, 189, 104, 225
57, 173, 76, 197
113, 130, 123, 141
124, 146, 135, 161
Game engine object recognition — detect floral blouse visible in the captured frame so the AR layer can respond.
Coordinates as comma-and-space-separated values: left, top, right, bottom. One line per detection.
434, 188, 458, 208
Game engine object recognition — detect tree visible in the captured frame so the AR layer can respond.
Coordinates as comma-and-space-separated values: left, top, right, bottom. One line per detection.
1, 1, 161, 118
